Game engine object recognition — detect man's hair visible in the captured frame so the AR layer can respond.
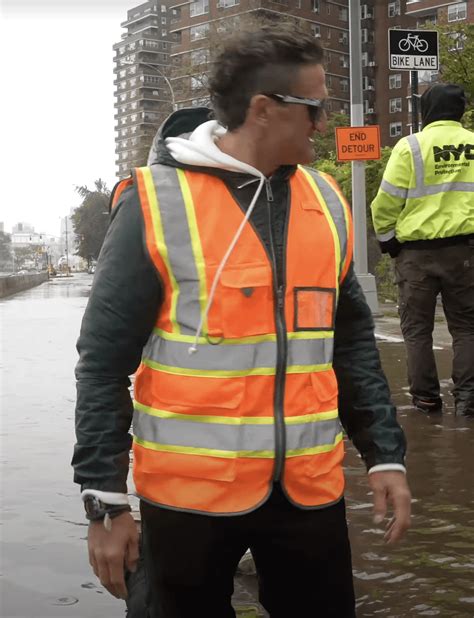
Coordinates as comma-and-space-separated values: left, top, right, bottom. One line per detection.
208, 26, 324, 131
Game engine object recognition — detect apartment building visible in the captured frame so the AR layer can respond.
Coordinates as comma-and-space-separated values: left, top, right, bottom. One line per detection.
113, 1, 174, 177
369, 0, 472, 146
168, 0, 353, 116
114, 0, 472, 175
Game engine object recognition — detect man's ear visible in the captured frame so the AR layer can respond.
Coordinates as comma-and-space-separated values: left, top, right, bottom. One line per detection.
247, 94, 274, 128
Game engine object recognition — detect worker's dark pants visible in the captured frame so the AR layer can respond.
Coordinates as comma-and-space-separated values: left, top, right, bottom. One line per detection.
139, 483, 355, 618
395, 243, 474, 410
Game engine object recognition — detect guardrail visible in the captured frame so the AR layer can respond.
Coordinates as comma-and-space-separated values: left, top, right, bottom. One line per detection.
0, 272, 49, 298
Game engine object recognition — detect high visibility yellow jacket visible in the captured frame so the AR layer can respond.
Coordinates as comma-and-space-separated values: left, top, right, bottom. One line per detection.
371, 121, 474, 244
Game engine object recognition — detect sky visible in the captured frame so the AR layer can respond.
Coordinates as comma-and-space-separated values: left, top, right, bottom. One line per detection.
0, 0, 139, 236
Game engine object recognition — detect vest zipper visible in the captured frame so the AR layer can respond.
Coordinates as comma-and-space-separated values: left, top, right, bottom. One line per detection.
265, 178, 288, 482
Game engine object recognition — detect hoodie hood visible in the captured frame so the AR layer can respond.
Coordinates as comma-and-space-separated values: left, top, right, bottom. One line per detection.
421, 83, 466, 129
147, 107, 295, 182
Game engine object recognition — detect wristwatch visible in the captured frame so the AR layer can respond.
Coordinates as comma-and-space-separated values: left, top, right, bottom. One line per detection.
83, 496, 130, 522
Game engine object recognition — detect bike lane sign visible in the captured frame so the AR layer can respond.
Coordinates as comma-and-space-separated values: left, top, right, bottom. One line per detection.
389, 29, 439, 70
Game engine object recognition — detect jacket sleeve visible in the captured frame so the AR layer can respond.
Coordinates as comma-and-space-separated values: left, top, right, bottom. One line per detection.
333, 264, 406, 470
370, 139, 412, 255
71, 183, 162, 493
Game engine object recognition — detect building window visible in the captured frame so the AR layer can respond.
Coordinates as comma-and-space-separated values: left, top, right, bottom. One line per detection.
326, 28, 331, 40
389, 74, 402, 89
361, 29, 368, 43
339, 7, 348, 21
217, 0, 239, 6
361, 4, 373, 19
388, 1, 400, 17
326, 3, 331, 15
417, 15, 436, 28
340, 55, 349, 68
324, 50, 332, 64
390, 122, 402, 137
389, 98, 402, 113
191, 49, 209, 65
190, 23, 210, 40
161, 17, 166, 24
341, 79, 349, 93
312, 0, 320, 12
161, 4, 166, 11
362, 52, 368, 67
190, 0, 209, 17
448, 2, 467, 21
311, 24, 321, 38
326, 75, 332, 87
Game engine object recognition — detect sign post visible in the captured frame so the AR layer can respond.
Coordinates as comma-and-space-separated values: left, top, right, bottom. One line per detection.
348, 0, 378, 313
389, 29, 439, 133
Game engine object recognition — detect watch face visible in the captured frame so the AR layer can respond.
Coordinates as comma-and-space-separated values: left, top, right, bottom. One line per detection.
85, 497, 103, 518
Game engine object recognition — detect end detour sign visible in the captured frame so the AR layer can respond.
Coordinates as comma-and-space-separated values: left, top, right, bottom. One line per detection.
335, 126, 381, 162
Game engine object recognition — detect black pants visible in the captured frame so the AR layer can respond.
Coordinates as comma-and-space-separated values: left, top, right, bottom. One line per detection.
140, 484, 355, 618
395, 244, 474, 410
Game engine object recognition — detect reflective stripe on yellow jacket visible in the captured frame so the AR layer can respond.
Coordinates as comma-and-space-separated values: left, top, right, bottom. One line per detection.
131, 164, 353, 514
371, 121, 474, 243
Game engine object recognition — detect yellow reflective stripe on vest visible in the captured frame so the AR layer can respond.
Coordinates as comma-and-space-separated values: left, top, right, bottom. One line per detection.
405, 135, 474, 198
147, 166, 206, 335
299, 167, 347, 285
142, 332, 334, 373
133, 401, 342, 458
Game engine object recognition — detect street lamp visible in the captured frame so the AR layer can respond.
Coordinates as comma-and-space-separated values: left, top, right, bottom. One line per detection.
120, 58, 177, 112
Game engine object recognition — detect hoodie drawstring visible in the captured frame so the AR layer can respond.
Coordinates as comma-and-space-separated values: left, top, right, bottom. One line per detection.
188, 175, 266, 355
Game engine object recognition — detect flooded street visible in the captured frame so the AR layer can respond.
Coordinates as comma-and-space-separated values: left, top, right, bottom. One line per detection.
1, 275, 473, 617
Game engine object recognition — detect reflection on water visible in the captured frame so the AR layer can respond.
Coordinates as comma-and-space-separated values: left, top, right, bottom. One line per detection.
1, 276, 473, 617
346, 342, 474, 617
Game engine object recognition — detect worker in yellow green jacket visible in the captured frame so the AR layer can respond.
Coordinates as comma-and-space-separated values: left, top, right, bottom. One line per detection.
371, 83, 474, 417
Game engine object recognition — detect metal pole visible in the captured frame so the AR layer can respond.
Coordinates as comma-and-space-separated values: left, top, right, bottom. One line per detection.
349, 0, 367, 275
65, 217, 69, 274
349, 0, 378, 312
411, 70, 419, 133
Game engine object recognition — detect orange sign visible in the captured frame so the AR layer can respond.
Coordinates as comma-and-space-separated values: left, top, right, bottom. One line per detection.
335, 125, 381, 162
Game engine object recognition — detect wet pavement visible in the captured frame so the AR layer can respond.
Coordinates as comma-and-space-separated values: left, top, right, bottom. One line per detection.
1, 274, 473, 617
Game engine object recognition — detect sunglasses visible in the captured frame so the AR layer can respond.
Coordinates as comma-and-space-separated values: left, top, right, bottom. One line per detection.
264, 93, 327, 123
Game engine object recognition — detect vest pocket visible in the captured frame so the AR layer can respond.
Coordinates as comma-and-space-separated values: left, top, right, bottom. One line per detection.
216, 263, 274, 338
294, 287, 336, 331
307, 370, 339, 410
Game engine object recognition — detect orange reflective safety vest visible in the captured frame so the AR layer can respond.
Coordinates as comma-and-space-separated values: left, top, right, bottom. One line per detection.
118, 164, 353, 515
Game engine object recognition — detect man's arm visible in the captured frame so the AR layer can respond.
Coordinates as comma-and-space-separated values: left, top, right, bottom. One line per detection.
334, 265, 411, 542
72, 184, 162, 599
370, 140, 412, 257
72, 184, 162, 494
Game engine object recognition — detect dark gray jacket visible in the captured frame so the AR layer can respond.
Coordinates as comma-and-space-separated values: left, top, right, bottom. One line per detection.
72, 108, 406, 494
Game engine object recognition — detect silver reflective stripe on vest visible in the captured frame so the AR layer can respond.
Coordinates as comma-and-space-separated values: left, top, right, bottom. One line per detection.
133, 406, 341, 456
143, 332, 333, 372
150, 165, 201, 335
404, 135, 474, 198
303, 169, 348, 278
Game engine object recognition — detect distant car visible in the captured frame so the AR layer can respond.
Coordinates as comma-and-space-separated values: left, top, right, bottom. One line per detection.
17, 270, 28, 275
87, 265, 96, 275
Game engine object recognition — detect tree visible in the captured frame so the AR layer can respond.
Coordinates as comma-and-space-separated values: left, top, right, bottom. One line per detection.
425, 23, 474, 128
0, 231, 12, 272
313, 112, 350, 162
72, 179, 111, 263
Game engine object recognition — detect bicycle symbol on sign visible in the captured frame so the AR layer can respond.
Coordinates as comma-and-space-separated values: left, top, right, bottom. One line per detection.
398, 33, 429, 53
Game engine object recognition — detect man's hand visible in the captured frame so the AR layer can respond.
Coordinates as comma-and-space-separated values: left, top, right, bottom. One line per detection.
88, 511, 139, 599
368, 471, 411, 544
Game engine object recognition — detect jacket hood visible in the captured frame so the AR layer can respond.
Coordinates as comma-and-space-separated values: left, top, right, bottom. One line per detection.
421, 83, 466, 129
147, 107, 295, 182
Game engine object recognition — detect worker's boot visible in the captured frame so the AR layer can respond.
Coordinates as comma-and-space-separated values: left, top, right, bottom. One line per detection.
412, 396, 443, 414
